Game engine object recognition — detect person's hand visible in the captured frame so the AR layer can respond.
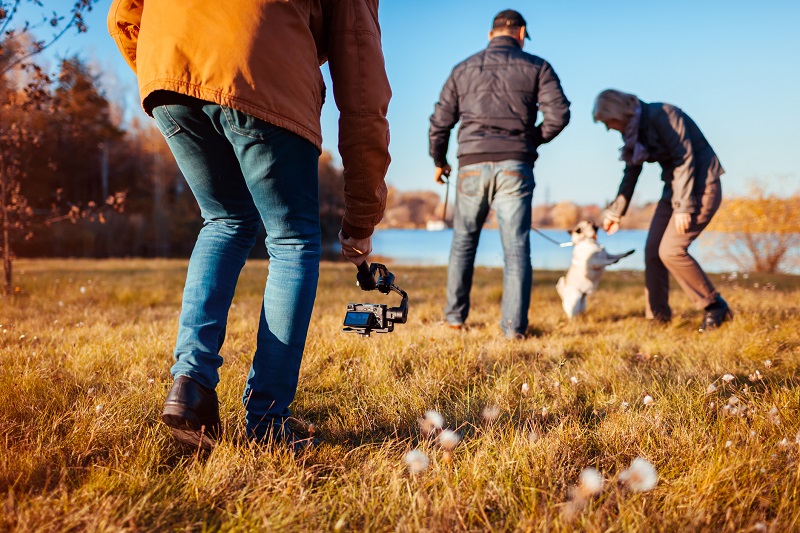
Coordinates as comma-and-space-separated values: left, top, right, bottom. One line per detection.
434, 164, 452, 185
674, 213, 691, 235
602, 211, 621, 236
339, 230, 372, 266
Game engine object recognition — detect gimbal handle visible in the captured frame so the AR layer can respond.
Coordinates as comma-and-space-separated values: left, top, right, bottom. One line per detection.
355, 261, 408, 324
357, 261, 377, 291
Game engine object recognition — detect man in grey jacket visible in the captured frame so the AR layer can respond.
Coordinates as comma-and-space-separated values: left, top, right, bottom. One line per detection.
429, 9, 570, 339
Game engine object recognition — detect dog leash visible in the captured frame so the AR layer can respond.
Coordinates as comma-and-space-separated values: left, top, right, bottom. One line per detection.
531, 227, 573, 248
442, 176, 450, 223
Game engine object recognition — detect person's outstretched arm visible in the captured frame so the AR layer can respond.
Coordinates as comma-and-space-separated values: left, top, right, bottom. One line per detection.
603, 163, 643, 234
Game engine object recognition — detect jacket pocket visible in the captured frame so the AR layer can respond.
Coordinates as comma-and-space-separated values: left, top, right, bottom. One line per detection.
221, 106, 282, 140
152, 106, 181, 138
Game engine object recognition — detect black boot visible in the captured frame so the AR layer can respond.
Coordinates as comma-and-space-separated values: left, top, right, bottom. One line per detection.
162, 375, 221, 450
699, 296, 733, 332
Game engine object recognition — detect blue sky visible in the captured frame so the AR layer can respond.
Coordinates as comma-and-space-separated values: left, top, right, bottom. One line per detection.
33, 0, 800, 205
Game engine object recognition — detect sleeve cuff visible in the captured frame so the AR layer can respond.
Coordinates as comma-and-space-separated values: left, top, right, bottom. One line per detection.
342, 219, 374, 239
671, 200, 697, 213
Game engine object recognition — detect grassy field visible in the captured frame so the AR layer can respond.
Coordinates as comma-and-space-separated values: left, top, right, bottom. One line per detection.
1, 259, 799, 532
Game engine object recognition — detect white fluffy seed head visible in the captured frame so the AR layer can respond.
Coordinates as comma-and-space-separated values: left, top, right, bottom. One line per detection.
439, 429, 461, 451
706, 383, 717, 394
481, 405, 501, 423
570, 376, 579, 385
521, 382, 530, 395
643, 395, 654, 406
764, 360, 773, 369
619, 457, 658, 492
424, 410, 444, 430
722, 374, 735, 383
576, 468, 604, 499
404, 449, 429, 474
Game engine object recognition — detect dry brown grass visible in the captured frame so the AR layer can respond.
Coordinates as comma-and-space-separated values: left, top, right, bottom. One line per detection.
1, 259, 799, 531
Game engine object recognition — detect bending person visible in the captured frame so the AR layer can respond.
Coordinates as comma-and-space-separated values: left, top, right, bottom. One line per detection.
593, 89, 732, 331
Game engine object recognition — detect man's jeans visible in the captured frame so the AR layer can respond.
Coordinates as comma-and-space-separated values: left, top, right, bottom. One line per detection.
445, 161, 535, 338
152, 101, 321, 440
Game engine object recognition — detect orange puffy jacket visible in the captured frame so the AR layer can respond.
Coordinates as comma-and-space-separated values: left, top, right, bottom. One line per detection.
108, 0, 391, 237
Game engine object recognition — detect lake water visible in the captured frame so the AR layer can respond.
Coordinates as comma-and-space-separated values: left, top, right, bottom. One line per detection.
370, 228, 738, 273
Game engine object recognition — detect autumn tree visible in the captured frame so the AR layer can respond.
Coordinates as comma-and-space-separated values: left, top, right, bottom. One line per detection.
550, 200, 581, 229
0, 0, 99, 294
707, 181, 800, 273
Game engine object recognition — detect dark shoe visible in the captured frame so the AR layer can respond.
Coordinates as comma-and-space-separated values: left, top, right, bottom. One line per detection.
248, 422, 318, 454
699, 297, 733, 332
649, 315, 672, 326
162, 375, 221, 451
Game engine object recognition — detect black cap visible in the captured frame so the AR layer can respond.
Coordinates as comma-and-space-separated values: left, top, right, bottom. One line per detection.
492, 9, 530, 40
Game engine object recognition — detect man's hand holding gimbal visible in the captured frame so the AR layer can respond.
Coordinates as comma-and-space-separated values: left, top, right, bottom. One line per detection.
339, 230, 372, 266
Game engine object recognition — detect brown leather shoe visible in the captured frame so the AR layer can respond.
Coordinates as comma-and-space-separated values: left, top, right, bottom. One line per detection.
162, 375, 221, 451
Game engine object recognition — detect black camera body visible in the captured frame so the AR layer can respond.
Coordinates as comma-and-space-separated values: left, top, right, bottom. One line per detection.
342, 262, 408, 337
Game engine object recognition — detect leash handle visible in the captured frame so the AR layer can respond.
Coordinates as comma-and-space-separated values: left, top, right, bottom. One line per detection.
531, 226, 572, 247
442, 176, 450, 224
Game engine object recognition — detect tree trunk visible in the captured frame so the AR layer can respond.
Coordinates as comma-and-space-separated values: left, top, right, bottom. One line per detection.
1, 164, 11, 295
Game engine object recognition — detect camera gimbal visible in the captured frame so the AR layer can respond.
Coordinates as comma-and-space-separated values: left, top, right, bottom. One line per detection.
342, 261, 408, 337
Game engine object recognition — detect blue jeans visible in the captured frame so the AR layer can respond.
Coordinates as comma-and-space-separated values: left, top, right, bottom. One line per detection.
152, 101, 321, 440
445, 161, 535, 337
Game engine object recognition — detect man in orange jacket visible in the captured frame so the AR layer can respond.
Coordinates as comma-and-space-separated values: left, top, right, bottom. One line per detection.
109, 0, 391, 449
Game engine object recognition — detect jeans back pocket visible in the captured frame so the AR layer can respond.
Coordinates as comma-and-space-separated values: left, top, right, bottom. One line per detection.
152, 106, 181, 138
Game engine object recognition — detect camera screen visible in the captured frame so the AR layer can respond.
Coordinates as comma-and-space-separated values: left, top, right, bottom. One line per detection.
343, 311, 374, 327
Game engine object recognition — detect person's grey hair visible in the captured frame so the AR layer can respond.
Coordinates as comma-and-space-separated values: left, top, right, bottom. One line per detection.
593, 89, 639, 124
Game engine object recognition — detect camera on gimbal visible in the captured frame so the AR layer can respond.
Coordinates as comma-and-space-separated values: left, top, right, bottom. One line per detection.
342, 262, 408, 337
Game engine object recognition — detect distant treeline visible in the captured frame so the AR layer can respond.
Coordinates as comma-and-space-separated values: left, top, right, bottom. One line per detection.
382, 188, 656, 231
6, 57, 653, 260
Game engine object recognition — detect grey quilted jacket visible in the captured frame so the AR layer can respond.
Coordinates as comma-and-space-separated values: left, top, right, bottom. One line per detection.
429, 36, 570, 168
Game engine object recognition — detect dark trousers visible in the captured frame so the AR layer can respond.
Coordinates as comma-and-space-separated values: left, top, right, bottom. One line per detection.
644, 180, 722, 320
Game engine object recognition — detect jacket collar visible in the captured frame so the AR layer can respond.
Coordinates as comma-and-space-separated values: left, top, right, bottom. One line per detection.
488, 35, 521, 49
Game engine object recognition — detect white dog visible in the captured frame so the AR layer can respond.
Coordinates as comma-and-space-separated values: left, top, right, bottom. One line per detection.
556, 220, 634, 319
